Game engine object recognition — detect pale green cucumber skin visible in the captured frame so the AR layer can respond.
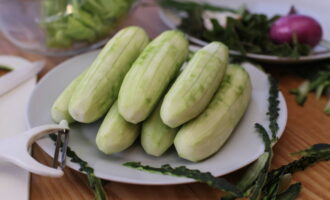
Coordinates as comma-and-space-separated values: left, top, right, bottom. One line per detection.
96, 101, 140, 154
161, 42, 228, 128
69, 26, 149, 123
141, 103, 178, 156
118, 30, 189, 124
174, 65, 252, 162
51, 70, 86, 124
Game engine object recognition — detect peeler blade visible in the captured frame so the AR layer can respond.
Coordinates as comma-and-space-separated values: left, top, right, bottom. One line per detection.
52, 129, 70, 169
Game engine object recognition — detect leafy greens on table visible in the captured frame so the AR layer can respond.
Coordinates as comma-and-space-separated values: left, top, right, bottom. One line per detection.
49, 134, 107, 200
0, 65, 12, 71
124, 74, 330, 199
159, 0, 311, 58
290, 64, 330, 114
124, 162, 243, 197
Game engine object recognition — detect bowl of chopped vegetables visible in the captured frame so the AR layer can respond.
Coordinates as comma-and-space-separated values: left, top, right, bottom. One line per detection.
0, 0, 137, 56
158, 0, 330, 63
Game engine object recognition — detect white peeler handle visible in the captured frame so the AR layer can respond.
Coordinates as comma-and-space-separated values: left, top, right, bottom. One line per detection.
0, 122, 69, 177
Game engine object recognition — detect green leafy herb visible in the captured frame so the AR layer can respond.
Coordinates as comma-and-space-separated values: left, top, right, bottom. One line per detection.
276, 173, 293, 194
268, 77, 280, 141
224, 125, 329, 200
237, 153, 270, 193
49, 134, 107, 200
242, 127, 330, 199
159, 0, 237, 13
160, 0, 311, 57
290, 80, 310, 105
0, 65, 12, 71
290, 64, 330, 115
275, 183, 302, 200
124, 162, 242, 197
255, 123, 272, 152
226, 154, 271, 199
324, 99, 330, 114
247, 124, 273, 200
291, 143, 330, 157
264, 144, 330, 194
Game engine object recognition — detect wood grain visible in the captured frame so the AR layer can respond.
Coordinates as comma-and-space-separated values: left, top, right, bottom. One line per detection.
0, 1, 329, 199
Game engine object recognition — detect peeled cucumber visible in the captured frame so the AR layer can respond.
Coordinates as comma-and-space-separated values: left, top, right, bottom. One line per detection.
118, 30, 189, 124
51, 70, 86, 124
161, 42, 228, 128
96, 101, 140, 154
174, 65, 252, 162
141, 103, 178, 156
69, 26, 149, 123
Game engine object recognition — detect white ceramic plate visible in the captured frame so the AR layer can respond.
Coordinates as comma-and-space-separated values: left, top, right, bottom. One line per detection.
159, 0, 330, 63
26, 50, 287, 185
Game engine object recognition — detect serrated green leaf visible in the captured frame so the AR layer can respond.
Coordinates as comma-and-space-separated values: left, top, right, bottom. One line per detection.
289, 81, 310, 106
275, 183, 301, 200
324, 97, 330, 115
123, 162, 242, 197
264, 143, 330, 193
267, 77, 280, 142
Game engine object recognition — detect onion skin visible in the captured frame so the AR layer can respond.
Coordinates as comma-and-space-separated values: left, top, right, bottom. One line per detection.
269, 14, 323, 47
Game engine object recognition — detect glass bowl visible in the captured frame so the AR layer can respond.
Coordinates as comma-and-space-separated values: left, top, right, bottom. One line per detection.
0, 0, 137, 56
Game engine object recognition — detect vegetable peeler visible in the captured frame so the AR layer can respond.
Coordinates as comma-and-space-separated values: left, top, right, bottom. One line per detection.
0, 120, 70, 177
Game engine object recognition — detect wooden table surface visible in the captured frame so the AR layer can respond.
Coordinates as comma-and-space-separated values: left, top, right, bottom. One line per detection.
1, 1, 329, 200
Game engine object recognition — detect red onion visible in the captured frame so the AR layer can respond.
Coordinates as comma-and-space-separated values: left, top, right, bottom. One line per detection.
269, 14, 323, 47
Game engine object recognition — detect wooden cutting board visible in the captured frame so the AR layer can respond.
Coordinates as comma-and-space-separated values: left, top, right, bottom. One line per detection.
0, 1, 329, 199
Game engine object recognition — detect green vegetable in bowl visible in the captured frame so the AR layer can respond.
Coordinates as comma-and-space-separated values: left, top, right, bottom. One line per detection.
41, 0, 135, 48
